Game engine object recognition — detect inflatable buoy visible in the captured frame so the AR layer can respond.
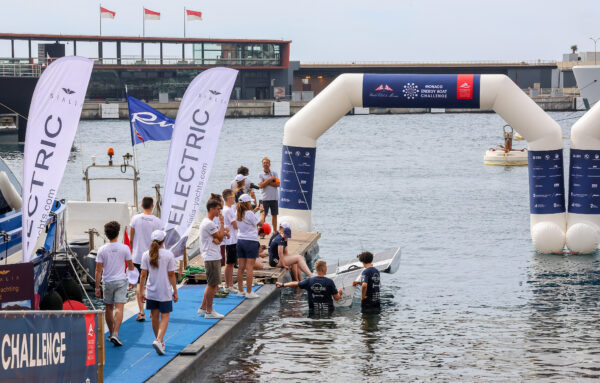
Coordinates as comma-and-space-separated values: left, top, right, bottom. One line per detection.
261, 223, 271, 235
0, 171, 22, 210
62, 299, 88, 311
58, 278, 83, 302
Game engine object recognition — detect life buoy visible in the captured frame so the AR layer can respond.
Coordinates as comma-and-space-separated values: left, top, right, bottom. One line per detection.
0, 171, 21, 210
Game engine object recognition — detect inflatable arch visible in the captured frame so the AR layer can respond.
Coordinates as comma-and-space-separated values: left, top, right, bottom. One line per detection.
567, 100, 600, 253
278, 73, 567, 254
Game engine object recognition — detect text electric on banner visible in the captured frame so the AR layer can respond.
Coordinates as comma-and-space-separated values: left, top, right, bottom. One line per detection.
22, 57, 94, 262
161, 68, 238, 258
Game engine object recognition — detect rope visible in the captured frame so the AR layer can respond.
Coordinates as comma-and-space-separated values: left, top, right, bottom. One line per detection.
178, 266, 205, 282
68, 255, 97, 310
283, 145, 311, 209
0, 101, 27, 120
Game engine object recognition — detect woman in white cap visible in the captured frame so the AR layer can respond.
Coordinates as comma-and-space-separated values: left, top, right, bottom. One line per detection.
139, 230, 178, 356
233, 174, 247, 203
236, 193, 265, 298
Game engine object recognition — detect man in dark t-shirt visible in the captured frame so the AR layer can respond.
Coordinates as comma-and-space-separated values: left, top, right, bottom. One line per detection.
353, 251, 381, 312
277, 260, 341, 313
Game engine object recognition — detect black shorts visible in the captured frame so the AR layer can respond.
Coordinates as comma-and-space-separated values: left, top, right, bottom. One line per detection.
133, 263, 141, 283
237, 239, 259, 259
225, 244, 237, 265
146, 299, 173, 313
262, 200, 278, 216
269, 257, 279, 268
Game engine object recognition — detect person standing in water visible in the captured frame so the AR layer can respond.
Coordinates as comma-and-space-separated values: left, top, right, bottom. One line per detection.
277, 260, 342, 315
352, 251, 381, 312
140, 230, 178, 355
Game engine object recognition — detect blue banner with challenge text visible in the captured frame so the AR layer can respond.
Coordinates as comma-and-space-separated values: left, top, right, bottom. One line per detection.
568, 149, 600, 214
0, 312, 98, 382
363, 74, 480, 109
280, 145, 316, 210
528, 149, 565, 214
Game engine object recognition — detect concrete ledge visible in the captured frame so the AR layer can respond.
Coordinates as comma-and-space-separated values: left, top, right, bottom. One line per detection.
146, 285, 279, 383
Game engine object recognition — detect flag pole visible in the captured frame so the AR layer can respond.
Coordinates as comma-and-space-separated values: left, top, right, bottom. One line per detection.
142, 7, 145, 37
184, 7, 186, 38
125, 84, 140, 174
99, 4, 102, 36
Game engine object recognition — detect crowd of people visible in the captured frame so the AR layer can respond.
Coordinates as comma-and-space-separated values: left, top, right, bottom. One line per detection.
94, 157, 382, 356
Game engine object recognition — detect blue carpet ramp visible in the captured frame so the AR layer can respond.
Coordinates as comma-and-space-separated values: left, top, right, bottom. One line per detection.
104, 285, 261, 383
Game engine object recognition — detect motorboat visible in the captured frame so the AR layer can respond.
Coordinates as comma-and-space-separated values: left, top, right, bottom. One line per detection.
573, 65, 600, 108
484, 125, 528, 166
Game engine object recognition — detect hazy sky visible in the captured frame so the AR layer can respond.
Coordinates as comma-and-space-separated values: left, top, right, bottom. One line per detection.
0, 0, 599, 62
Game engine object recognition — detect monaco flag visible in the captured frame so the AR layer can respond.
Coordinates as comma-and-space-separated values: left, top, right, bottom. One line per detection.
100, 6, 115, 19
186, 9, 202, 21
144, 8, 160, 20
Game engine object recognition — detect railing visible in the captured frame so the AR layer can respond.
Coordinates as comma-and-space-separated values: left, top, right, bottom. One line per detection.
0, 63, 42, 77
301, 59, 558, 66
93, 56, 281, 67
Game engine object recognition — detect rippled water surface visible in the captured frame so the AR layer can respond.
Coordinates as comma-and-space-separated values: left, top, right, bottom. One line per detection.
3, 111, 600, 381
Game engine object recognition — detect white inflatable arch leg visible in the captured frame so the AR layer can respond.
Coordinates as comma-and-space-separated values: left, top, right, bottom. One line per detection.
566, 101, 600, 253
279, 74, 565, 253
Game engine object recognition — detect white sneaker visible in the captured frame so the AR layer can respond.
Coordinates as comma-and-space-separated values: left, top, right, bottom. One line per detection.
227, 286, 239, 293
204, 311, 225, 319
197, 307, 206, 315
245, 292, 259, 299
152, 340, 165, 355
237, 291, 246, 297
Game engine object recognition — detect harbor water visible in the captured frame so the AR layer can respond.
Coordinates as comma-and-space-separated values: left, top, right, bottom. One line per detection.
2, 112, 599, 381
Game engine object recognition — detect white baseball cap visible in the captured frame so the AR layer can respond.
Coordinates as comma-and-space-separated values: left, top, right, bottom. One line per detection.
235, 174, 247, 182
280, 222, 291, 229
127, 268, 139, 285
239, 194, 252, 203
151, 229, 166, 242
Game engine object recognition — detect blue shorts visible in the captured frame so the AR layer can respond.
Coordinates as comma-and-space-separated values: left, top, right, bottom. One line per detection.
237, 239, 259, 259
146, 299, 173, 314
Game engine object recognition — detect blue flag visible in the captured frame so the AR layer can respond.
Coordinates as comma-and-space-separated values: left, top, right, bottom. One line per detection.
126, 94, 174, 145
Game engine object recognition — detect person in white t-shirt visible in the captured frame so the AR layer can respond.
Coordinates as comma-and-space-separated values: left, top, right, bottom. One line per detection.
236, 193, 265, 299
222, 189, 238, 293
94, 221, 134, 347
258, 157, 280, 230
129, 196, 162, 322
140, 230, 178, 356
198, 198, 226, 319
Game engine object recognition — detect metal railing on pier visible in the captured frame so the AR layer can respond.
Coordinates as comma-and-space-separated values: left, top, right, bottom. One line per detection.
0, 63, 42, 77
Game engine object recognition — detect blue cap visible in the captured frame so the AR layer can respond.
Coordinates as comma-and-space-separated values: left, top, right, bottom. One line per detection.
283, 227, 292, 239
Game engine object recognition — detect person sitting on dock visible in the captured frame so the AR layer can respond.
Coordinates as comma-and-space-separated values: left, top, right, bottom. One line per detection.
352, 251, 381, 312
130, 196, 162, 322
222, 189, 238, 293
236, 193, 265, 299
139, 230, 178, 356
268, 225, 313, 280
94, 221, 135, 347
276, 260, 342, 315
258, 157, 280, 230
198, 199, 226, 319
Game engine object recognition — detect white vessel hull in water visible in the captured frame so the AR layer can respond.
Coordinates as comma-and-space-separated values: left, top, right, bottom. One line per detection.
573, 65, 600, 107
483, 148, 528, 166
328, 248, 400, 307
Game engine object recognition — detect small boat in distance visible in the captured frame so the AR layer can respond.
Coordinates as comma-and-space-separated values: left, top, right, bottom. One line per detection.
484, 125, 528, 166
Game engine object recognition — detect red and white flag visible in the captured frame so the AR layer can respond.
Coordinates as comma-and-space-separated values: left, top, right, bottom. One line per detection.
144, 8, 160, 20
100, 6, 115, 19
186, 9, 202, 21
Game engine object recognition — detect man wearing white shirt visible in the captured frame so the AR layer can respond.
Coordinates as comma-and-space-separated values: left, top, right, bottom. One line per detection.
130, 197, 162, 322
198, 199, 226, 319
95, 221, 134, 347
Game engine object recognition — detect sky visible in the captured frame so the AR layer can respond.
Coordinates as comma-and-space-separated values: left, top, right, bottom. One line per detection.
0, 0, 599, 62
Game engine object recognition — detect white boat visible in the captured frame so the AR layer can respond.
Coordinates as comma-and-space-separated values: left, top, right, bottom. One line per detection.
484, 125, 528, 166
573, 65, 600, 107
328, 248, 400, 307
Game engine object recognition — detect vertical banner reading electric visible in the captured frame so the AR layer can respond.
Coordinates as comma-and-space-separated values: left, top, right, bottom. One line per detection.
363, 74, 480, 108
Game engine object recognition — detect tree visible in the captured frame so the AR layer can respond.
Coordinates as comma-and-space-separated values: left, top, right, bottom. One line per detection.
571, 45, 578, 54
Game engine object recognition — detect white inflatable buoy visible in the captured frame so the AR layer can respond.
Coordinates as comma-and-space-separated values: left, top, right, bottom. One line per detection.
566, 223, 599, 254
0, 171, 22, 210
483, 148, 528, 166
531, 221, 566, 254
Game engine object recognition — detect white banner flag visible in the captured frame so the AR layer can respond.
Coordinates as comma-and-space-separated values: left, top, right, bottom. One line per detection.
161, 67, 238, 258
22, 56, 93, 262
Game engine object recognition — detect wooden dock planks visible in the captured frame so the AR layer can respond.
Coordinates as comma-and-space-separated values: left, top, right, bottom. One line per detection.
179, 230, 321, 285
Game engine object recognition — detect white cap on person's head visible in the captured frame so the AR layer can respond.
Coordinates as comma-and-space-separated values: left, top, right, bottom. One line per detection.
280, 222, 291, 229
239, 194, 253, 203
151, 230, 166, 242
235, 174, 247, 182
